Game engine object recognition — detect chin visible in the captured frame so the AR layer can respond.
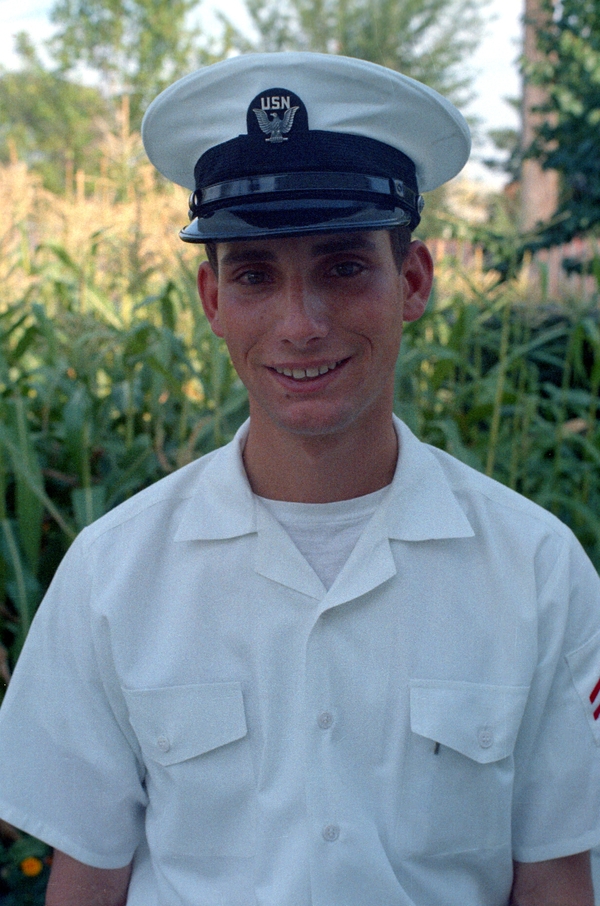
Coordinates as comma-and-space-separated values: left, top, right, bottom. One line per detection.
269, 406, 366, 439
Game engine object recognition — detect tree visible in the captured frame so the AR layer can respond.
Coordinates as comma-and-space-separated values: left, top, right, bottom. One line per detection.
524, 0, 600, 244
0, 34, 109, 193
217, 0, 487, 236
519, 0, 558, 232
219, 0, 486, 107
48, 0, 213, 127
0, 0, 219, 190
4, 0, 486, 225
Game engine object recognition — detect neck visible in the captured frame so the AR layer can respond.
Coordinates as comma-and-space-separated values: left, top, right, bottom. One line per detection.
242, 416, 398, 503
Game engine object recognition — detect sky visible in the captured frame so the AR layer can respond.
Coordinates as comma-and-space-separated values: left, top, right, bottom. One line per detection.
0, 0, 524, 182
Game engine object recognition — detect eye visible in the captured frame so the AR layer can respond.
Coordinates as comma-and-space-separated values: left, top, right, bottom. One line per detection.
237, 269, 272, 286
329, 261, 366, 278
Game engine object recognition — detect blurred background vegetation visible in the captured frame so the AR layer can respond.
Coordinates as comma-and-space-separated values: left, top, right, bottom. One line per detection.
2, 0, 600, 900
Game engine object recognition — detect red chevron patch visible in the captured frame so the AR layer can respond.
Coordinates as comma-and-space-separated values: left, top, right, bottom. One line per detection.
589, 677, 600, 720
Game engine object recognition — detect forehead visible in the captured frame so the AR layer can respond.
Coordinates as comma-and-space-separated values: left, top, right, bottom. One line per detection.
216, 230, 392, 266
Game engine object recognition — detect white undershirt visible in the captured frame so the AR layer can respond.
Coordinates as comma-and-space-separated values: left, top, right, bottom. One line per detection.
257, 486, 391, 590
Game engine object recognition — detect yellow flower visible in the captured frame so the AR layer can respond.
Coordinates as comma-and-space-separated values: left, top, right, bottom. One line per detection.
20, 856, 43, 878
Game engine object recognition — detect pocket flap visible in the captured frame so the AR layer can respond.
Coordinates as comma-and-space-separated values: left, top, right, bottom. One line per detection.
410, 679, 529, 764
123, 681, 247, 766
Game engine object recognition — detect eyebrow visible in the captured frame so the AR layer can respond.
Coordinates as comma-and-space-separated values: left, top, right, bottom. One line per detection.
309, 234, 378, 256
219, 248, 277, 267
218, 233, 378, 268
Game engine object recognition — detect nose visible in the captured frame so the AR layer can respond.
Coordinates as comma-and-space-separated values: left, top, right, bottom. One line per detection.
277, 277, 329, 346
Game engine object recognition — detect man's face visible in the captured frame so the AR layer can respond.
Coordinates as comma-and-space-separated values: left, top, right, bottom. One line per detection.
198, 230, 432, 442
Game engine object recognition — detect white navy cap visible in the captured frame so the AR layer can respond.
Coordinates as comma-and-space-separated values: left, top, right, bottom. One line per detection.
142, 52, 471, 242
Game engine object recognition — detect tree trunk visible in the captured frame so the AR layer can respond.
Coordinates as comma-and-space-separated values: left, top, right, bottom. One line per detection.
520, 0, 559, 231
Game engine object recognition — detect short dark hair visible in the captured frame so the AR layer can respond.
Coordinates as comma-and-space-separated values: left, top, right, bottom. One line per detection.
204, 240, 219, 275
388, 225, 412, 271
203, 224, 412, 277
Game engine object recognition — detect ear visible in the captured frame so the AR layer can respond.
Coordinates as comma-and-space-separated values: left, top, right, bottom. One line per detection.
401, 239, 434, 323
197, 260, 225, 338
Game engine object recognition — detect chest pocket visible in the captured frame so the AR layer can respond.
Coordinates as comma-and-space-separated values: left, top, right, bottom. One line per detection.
122, 682, 255, 858
397, 679, 529, 856
124, 681, 248, 766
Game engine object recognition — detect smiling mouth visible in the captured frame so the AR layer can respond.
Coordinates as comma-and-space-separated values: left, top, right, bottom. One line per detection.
272, 360, 346, 381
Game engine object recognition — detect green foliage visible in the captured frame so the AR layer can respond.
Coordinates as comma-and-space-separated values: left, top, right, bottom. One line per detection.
524, 0, 600, 245
0, 0, 224, 188
396, 278, 600, 568
0, 252, 248, 691
48, 0, 208, 126
485, 123, 522, 185
0, 829, 51, 906
0, 36, 109, 193
220, 0, 485, 106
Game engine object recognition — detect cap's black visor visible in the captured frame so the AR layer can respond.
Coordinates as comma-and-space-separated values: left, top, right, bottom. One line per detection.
180, 198, 412, 242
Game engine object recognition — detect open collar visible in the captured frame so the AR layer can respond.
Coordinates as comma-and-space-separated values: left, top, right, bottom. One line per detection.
173, 421, 256, 542
384, 416, 475, 542
173, 417, 474, 545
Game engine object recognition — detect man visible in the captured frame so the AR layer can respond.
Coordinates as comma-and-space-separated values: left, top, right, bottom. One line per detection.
0, 52, 599, 906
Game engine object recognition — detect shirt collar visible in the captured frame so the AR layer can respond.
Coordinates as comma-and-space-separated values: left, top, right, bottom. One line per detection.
174, 421, 256, 541
385, 416, 474, 541
174, 416, 474, 543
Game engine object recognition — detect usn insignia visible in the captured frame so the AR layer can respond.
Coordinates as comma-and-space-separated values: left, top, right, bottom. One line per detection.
253, 105, 300, 143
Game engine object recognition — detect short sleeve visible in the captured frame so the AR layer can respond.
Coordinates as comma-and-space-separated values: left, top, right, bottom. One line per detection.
0, 532, 147, 868
512, 532, 600, 862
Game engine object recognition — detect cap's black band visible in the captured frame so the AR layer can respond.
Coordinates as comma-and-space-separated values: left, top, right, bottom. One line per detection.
189, 171, 422, 221
191, 129, 422, 229
195, 130, 417, 188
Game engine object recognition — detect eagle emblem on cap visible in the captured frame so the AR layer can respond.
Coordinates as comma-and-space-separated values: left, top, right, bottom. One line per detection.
253, 106, 299, 142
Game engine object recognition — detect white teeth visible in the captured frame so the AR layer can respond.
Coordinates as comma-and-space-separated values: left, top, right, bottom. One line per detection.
274, 360, 342, 380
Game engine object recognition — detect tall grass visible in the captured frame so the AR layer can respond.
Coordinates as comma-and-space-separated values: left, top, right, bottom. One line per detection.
396, 261, 600, 567
0, 143, 249, 688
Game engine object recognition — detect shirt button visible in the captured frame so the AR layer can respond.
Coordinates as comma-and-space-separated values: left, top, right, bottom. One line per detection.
478, 728, 493, 749
322, 824, 340, 842
318, 711, 334, 729
157, 735, 171, 752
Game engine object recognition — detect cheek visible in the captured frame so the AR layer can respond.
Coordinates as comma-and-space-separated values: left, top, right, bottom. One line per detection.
218, 310, 265, 369
358, 301, 404, 349
369, 317, 405, 371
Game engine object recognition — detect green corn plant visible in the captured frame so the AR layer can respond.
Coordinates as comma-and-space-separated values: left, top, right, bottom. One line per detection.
0, 251, 249, 687
396, 274, 600, 571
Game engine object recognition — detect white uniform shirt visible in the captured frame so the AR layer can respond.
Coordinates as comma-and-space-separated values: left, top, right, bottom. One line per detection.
1, 417, 600, 906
